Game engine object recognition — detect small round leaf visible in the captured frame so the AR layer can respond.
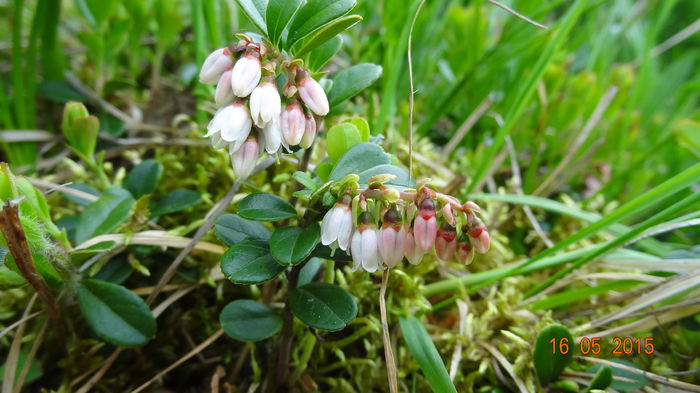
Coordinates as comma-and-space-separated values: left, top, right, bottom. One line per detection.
326, 123, 361, 163
533, 324, 573, 386
290, 282, 357, 330
220, 300, 282, 341
237, 193, 297, 221
215, 213, 271, 247
270, 224, 321, 266
221, 239, 285, 284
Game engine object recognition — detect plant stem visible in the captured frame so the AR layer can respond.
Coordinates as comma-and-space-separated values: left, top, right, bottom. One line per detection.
380, 269, 398, 393
0, 202, 66, 342
275, 265, 301, 390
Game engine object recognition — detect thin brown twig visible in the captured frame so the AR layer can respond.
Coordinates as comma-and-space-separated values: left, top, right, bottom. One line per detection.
441, 94, 494, 161
380, 269, 398, 393
131, 330, 225, 393
75, 349, 124, 393
13, 318, 48, 393
1, 295, 36, 393
0, 203, 66, 342
487, 0, 548, 30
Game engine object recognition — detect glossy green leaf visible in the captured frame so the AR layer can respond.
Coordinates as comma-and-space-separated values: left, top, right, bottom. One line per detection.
220, 300, 281, 341
316, 161, 333, 182
358, 164, 411, 188
215, 213, 271, 247
588, 365, 613, 391
124, 159, 162, 198
345, 117, 370, 142
235, 0, 268, 33
269, 223, 320, 266
77, 279, 156, 347
329, 142, 389, 181
150, 189, 201, 216
307, 35, 342, 72
266, 0, 304, 46
36, 80, 86, 102
399, 316, 458, 393
237, 193, 297, 221
290, 282, 357, 330
220, 238, 285, 284
288, 0, 355, 48
293, 15, 362, 57
326, 123, 361, 163
534, 324, 573, 386
74, 189, 135, 245
327, 63, 382, 107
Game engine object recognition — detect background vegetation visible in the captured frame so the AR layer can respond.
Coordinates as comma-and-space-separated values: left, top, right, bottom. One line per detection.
1, 0, 699, 392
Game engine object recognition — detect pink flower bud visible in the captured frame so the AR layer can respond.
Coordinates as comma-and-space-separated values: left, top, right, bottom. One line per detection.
249, 81, 281, 127
402, 228, 424, 265
321, 203, 353, 251
413, 198, 437, 252
231, 137, 259, 178
456, 239, 474, 265
261, 118, 282, 154
441, 203, 456, 227
281, 102, 305, 146
469, 226, 490, 254
214, 69, 234, 107
297, 77, 329, 116
200, 48, 233, 85
378, 208, 405, 268
351, 224, 380, 273
231, 54, 261, 97
435, 225, 457, 261
299, 115, 317, 149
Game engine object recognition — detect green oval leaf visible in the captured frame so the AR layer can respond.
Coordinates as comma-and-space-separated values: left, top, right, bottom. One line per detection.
74, 188, 135, 245
345, 117, 370, 142
237, 193, 297, 221
588, 365, 613, 391
149, 189, 201, 216
358, 164, 411, 188
220, 300, 281, 341
124, 159, 162, 198
270, 223, 320, 266
326, 123, 361, 163
234, 0, 268, 33
534, 324, 573, 386
399, 316, 458, 393
288, 0, 355, 48
327, 63, 382, 107
289, 282, 357, 330
215, 213, 271, 247
293, 15, 362, 57
77, 279, 156, 347
266, 0, 304, 47
329, 142, 389, 181
307, 35, 343, 72
221, 239, 285, 284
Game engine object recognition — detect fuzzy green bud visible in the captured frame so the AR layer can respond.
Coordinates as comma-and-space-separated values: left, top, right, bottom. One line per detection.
61, 102, 99, 159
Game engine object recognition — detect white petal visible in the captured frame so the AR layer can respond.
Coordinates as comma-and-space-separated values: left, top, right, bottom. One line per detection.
350, 231, 363, 271
361, 230, 379, 273
321, 208, 339, 246
336, 209, 353, 251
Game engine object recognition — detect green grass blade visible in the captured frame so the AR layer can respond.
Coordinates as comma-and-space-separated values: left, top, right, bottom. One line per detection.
399, 316, 457, 393
468, 162, 700, 296
527, 190, 700, 297
465, 0, 589, 193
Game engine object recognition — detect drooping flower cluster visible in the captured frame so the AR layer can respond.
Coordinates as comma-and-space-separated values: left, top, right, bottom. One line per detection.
199, 38, 329, 178
321, 183, 490, 273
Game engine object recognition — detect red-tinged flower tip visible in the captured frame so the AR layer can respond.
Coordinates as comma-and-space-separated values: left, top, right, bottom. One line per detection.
231, 53, 261, 97
200, 47, 233, 85
378, 207, 405, 268
231, 137, 259, 178
456, 239, 474, 265
469, 226, 490, 254
402, 228, 424, 265
299, 115, 317, 149
441, 203, 456, 227
462, 201, 481, 212
281, 102, 305, 146
435, 224, 457, 261
297, 77, 329, 116
414, 198, 437, 252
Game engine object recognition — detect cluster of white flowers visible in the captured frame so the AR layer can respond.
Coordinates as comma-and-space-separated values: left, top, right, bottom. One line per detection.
199, 40, 329, 178
320, 188, 490, 273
